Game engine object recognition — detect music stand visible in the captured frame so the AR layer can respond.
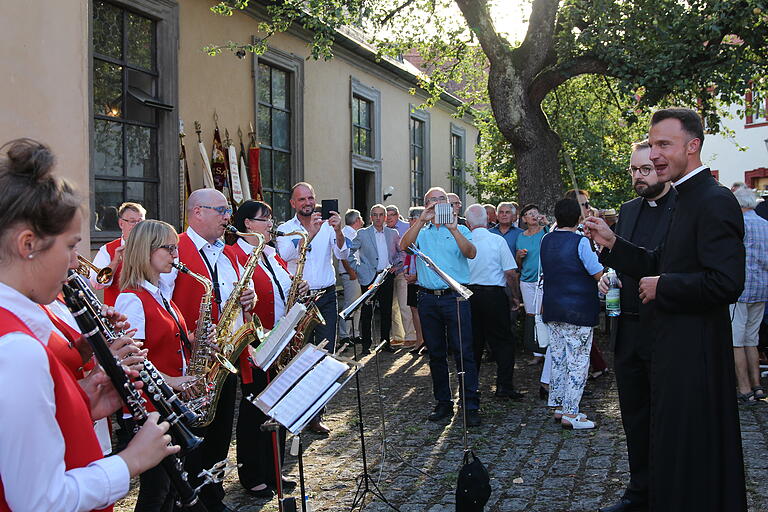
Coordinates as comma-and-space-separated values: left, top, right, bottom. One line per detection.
339, 268, 400, 510
408, 244, 473, 455
249, 341, 361, 512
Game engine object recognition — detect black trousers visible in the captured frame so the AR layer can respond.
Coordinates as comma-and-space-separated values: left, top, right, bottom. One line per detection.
308, 285, 338, 353
177, 373, 237, 512
468, 285, 516, 393
360, 273, 394, 350
134, 462, 175, 512
236, 368, 286, 489
614, 315, 651, 504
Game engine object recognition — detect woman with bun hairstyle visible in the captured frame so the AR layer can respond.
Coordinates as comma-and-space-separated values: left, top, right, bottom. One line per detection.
115, 219, 199, 512
0, 139, 178, 511
231, 200, 307, 497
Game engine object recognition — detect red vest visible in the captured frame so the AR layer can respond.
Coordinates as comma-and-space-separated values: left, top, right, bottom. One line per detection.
231, 243, 291, 384
171, 233, 240, 328
0, 308, 111, 512
40, 303, 95, 380
102, 238, 123, 307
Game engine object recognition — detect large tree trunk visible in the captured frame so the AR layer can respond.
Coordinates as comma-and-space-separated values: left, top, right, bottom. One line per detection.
487, 61, 564, 214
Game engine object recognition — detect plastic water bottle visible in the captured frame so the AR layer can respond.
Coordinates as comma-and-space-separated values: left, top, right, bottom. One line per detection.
605, 270, 621, 317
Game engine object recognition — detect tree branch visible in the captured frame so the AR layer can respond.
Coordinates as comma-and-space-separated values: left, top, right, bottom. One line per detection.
514, 0, 560, 80
528, 56, 610, 106
380, 0, 418, 25
453, 0, 509, 64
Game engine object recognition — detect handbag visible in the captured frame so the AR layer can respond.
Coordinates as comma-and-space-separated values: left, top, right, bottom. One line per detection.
456, 450, 491, 511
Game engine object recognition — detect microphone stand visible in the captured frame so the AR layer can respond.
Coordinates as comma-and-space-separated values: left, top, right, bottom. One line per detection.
408, 245, 474, 455
339, 268, 400, 511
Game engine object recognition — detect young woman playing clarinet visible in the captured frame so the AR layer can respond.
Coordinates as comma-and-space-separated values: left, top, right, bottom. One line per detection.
0, 138, 177, 511
231, 200, 307, 498
115, 219, 198, 512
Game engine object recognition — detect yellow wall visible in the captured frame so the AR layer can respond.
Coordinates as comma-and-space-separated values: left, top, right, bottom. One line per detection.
0, 0, 91, 244
179, 0, 477, 216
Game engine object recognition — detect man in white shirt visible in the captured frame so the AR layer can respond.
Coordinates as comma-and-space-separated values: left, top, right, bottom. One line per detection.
339, 209, 363, 344
465, 204, 523, 400
160, 188, 254, 512
276, 183, 348, 434
91, 202, 146, 305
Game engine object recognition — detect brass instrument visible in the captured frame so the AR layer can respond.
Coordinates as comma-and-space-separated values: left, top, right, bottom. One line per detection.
272, 228, 326, 368
179, 227, 267, 426
75, 253, 113, 285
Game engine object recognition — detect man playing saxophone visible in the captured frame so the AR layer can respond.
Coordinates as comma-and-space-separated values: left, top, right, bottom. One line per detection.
160, 188, 255, 512
276, 182, 348, 434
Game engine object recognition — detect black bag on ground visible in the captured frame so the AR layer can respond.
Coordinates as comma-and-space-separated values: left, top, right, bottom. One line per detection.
456, 450, 491, 511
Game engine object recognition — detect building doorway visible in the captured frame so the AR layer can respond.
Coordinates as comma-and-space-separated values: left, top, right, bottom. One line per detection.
354, 168, 374, 221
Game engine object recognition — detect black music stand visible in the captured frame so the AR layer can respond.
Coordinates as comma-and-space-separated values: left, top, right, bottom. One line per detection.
339, 268, 400, 511
249, 341, 360, 512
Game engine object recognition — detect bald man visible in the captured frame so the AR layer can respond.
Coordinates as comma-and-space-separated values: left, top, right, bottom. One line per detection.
160, 188, 254, 512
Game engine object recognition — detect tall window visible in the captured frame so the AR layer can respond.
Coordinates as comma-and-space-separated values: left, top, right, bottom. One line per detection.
92, 1, 161, 235
410, 117, 425, 206
352, 96, 373, 157
746, 90, 768, 125
257, 62, 292, 222
450, 131, 465, 198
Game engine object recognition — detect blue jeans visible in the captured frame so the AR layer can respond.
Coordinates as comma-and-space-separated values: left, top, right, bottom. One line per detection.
417, 290, 479, 410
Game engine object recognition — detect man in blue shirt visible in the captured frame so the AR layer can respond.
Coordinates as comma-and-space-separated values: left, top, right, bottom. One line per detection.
400, 187, 481, 426
490, 202, 523, 312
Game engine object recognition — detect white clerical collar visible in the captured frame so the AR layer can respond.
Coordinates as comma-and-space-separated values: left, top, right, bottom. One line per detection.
672, 165, 707, 188
647, 200, 657, 207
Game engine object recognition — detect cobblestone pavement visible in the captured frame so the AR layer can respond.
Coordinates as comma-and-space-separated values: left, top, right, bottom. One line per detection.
116, 336, 768, 512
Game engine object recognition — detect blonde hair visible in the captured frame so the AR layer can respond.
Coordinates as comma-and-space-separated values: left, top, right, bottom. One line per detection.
118, 201, 146, 218
120, 219, 178, 290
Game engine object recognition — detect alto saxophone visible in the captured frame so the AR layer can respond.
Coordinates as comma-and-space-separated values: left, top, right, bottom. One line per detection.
274, 229, 326, 369
183, 228, 266, 426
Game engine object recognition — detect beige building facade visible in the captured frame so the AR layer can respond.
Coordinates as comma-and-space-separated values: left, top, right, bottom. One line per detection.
0, 0, 477, 249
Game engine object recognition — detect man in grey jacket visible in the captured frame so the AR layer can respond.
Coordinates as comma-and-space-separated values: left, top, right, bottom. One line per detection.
350, 204, 403, 354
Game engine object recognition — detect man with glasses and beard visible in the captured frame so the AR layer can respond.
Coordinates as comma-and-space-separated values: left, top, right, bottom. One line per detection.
596, 140, 676, 512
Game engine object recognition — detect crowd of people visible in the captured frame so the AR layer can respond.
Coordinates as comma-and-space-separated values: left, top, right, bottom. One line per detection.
1, 106, 767, 512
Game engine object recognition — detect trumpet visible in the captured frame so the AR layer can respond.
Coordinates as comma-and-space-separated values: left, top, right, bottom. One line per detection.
76, 254, 113, 284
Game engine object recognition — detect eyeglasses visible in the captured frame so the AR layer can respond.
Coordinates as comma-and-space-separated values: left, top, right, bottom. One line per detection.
158, 244, 178, 253
580, 202, 590, 208
199, 205, 233, 216
250, 217, 273, 223
628, 165, 655, 176
425, 195, 447, 204
119, 217, 143, 225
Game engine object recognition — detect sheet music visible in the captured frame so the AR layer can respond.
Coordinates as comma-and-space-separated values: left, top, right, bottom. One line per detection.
339, 265, 392, 320
288, 382, 341, 433
252, 302, 306, 370
268, 356, 348, 427
256, 345, 325, 411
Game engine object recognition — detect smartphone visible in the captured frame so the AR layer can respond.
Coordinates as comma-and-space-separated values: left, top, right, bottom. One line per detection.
321, 199, 338, 220
434, 202, 454, 224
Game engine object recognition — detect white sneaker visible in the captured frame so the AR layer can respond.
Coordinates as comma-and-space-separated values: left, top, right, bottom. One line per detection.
553, 410, 586, 423
561, 414, 595, 430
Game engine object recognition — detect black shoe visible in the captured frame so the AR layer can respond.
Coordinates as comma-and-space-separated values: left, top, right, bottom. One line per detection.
380, 343, 395, 353
428, 403, 453, 421
245, 485, 275, 499
598, 498, 648, 512
466, 409, 482, 427
495, 389, 525, 401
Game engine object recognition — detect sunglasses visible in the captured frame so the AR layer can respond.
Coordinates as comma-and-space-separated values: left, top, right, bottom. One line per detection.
199, 205, 233, 216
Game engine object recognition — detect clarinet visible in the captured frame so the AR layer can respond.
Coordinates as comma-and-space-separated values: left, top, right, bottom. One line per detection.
62, 274, 208, 511
68, 272, 201, 428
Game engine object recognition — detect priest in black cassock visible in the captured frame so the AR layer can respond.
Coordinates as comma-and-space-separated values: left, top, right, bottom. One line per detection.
585, 108, 747, 512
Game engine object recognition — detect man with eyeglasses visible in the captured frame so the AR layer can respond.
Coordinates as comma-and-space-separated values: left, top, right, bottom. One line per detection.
400, 187, 481, 426
91, 201, 146, 306
160, 188, 255, 512
595, 140, 676, 512
276, 182, 349, 434
447, 192, 467, 226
